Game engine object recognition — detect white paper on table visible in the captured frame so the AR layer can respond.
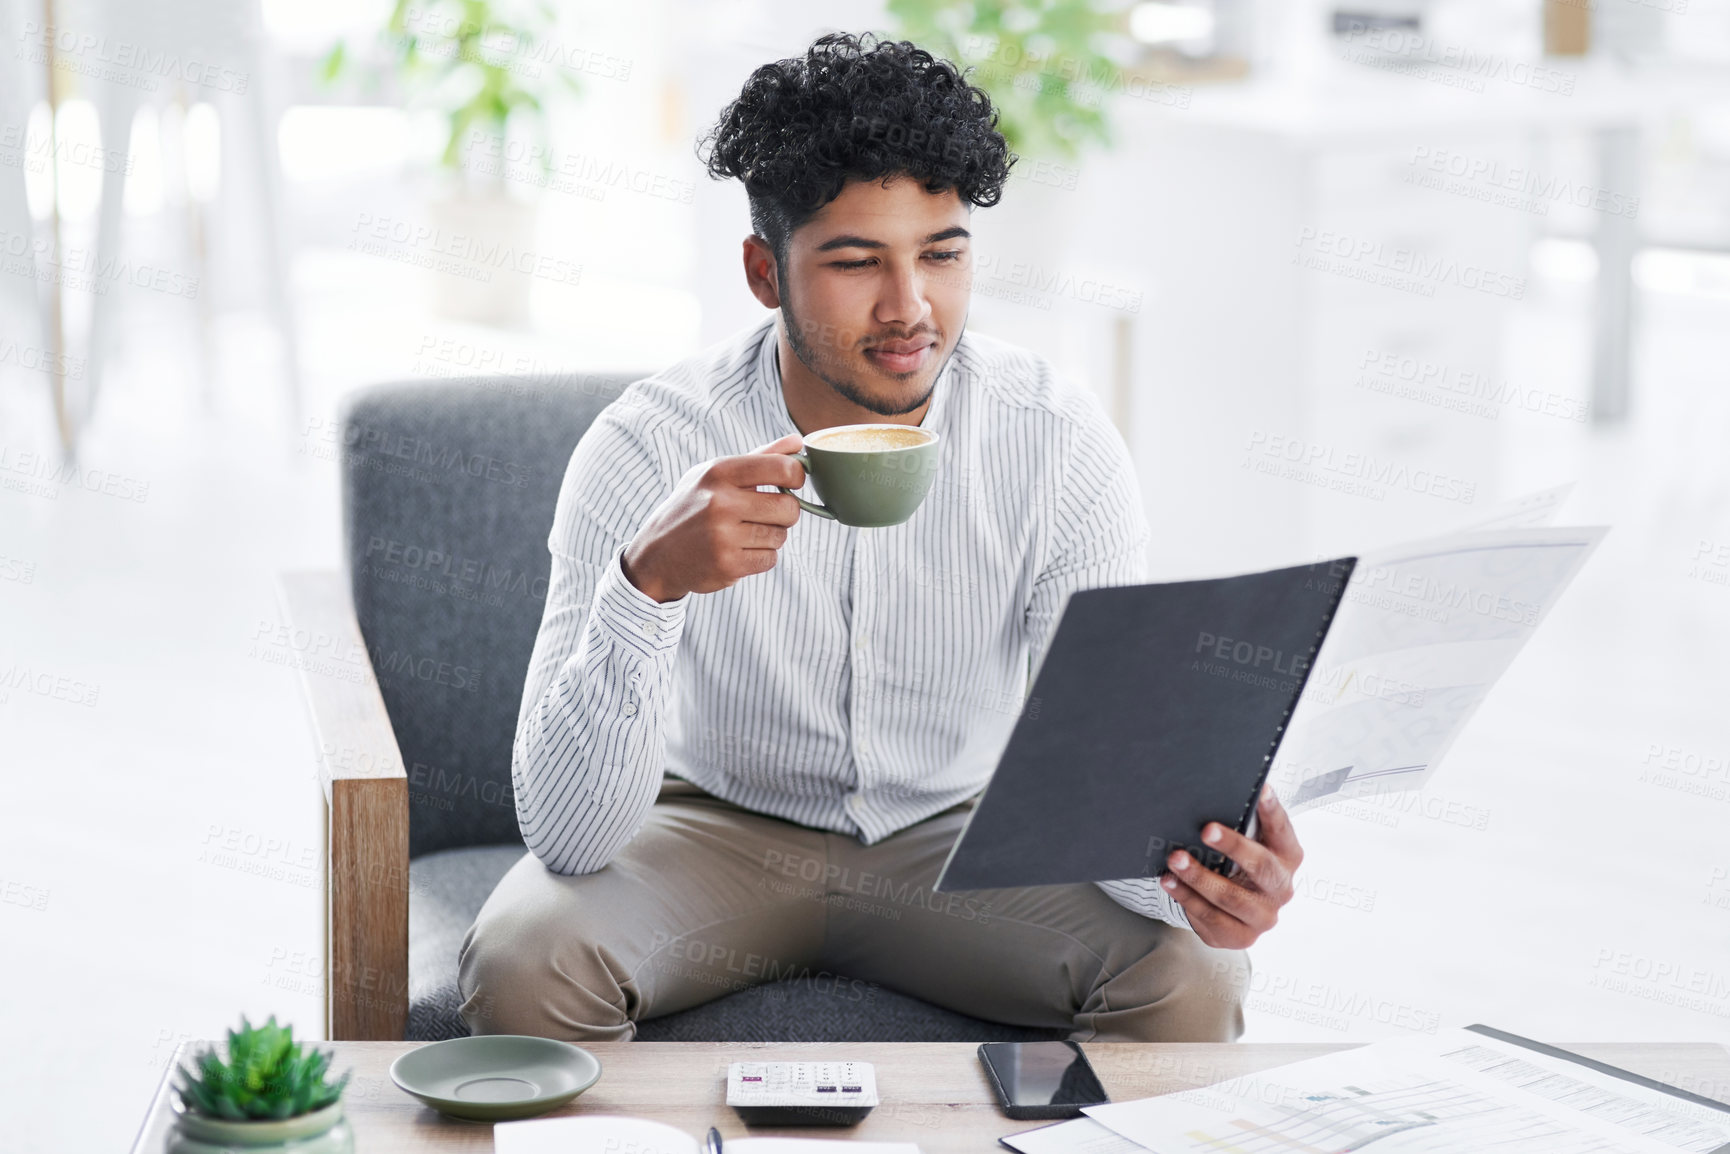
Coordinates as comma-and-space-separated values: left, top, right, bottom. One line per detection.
999, 1115, 1153, 1154
494, 1115, 922, 1154
1081, 1027, 1730, 1154
1272, 521, 1607, 812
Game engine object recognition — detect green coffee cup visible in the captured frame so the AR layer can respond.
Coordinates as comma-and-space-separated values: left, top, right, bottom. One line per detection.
779, 423, 941, 528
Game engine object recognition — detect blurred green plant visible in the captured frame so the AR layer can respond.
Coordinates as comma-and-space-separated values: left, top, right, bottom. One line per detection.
174, 1015, 351, 1121
886, 0, 1123, 159
321, 0, 579, 175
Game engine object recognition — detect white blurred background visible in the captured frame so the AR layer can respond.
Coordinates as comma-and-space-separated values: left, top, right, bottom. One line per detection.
2, 0, 1729, 1148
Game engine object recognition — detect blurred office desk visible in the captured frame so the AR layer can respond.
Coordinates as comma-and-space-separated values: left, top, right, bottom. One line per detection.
1087, 66, 1646, 576
129, 1038, 1730, 1153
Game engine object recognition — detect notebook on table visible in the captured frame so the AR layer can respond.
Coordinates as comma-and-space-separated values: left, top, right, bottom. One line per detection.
1001, 1023, 1730, 1154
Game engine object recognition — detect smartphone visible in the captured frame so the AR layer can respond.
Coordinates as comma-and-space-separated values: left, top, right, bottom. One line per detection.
978, 1040, 1109, 1120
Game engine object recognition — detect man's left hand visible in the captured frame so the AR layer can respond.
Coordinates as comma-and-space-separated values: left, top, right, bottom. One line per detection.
1161, 785, 1303, 949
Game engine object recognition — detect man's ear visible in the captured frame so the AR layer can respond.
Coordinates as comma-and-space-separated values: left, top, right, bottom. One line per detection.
742, 235, 782, 309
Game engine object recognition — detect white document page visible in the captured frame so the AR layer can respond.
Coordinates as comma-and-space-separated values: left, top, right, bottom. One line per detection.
495, 1114, 922, 1154
1082, 1027, 1730, 1154
1000, 1115, 1152, 1154
1272, 523, 1607, 811
1452, 482, 1574, 532
735, 1140, 923, 1154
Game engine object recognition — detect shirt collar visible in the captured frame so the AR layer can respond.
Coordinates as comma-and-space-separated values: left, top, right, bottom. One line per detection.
756, 316, 962, 440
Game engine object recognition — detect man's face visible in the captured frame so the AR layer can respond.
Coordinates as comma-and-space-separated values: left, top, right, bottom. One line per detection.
776, 175, 972, 417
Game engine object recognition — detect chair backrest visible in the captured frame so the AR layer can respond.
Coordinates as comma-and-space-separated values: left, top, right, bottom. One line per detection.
340, 373, 638, 857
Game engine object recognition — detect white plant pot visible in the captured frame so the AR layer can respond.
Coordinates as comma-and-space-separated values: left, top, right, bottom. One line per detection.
971, 170, 1077, 357
426, 191, 540, 326
167, 1100, 354, 1154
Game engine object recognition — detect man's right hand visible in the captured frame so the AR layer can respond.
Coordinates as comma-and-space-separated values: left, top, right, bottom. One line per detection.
620, 433, 806, 603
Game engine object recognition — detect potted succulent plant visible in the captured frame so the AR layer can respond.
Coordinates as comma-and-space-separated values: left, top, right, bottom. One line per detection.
167, 1016, 355, 1154
321, 0, 582, 325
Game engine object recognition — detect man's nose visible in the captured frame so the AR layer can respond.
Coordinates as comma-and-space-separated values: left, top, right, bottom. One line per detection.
876, 261, 932, 328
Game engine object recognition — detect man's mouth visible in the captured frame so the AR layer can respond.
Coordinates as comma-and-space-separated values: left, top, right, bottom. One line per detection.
863, 337, 936, 374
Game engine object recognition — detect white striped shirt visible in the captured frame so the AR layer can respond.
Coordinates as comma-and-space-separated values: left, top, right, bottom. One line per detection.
513, 317, 1190, 929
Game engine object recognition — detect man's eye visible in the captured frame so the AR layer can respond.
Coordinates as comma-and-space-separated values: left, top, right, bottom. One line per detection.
926, 250, 964, 262
831, 259, 874, 270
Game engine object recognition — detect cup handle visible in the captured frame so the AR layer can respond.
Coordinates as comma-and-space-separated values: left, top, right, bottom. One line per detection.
778, 450, 835, 520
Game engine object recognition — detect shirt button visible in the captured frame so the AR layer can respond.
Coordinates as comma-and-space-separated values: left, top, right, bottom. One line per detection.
640, 621, 658, 638
622, 702, 638, 717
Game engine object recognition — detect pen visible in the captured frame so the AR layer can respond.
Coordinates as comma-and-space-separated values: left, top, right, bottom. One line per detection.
706, 1125, 724, 1154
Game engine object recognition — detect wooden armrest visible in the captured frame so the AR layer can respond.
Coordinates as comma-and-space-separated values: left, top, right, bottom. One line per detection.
277, 569, 408, 1042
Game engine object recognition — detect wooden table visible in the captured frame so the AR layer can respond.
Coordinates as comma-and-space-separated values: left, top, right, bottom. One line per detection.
131, 1039, 1730, 1153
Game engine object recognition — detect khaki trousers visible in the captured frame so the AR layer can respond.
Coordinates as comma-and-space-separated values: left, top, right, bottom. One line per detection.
458, 774, 1250, 1042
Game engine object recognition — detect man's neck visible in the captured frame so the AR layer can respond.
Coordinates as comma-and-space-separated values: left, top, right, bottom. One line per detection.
775, 329, 933, 436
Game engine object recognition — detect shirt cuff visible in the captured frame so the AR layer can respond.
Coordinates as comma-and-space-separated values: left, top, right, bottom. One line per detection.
590, 544, 689, 657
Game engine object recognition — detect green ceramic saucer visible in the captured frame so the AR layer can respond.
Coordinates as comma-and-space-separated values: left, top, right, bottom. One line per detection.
389, 1035, 603, 1122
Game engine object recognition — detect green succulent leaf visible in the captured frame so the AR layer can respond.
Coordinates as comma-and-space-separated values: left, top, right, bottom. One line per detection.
171, 1016, 352, 1122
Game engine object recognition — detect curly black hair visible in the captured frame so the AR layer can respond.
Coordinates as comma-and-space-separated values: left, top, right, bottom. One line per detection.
699, 31, 1015, 265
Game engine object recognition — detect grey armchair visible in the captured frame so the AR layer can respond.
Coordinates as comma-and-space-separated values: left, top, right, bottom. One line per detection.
281, 372, 1069, 1044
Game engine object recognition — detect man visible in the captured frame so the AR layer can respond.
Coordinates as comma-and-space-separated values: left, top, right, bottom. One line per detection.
459, 31, 1302, 1042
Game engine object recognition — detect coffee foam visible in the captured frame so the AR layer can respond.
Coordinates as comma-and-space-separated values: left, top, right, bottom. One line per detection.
810, 426, 933, 452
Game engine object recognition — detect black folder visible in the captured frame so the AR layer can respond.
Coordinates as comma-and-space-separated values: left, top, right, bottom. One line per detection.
935, 557, 1356, 893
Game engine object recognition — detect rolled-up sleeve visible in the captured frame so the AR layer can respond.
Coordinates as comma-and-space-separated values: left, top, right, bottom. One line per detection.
512, 398, 692, 875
